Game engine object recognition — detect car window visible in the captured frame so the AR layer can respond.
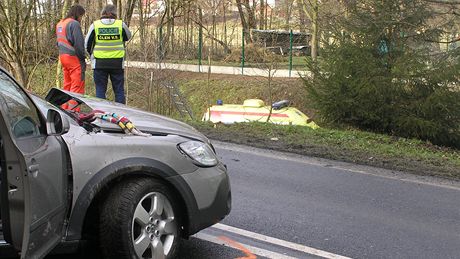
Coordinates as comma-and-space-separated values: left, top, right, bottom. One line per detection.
0, 71, 45, 152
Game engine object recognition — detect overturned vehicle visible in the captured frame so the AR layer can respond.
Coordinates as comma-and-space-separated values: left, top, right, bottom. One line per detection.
203, 99, 319, 129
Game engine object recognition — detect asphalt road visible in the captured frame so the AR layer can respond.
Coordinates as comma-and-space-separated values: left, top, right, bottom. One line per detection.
42, 141, 460, 259
213, 142, 460, 259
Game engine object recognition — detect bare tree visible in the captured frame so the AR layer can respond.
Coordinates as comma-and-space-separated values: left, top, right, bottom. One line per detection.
0, 0, 37, 87
297, 0, 307, 32
236, 0, 257, 43
193, 3, 232, 54
124, 0, 137, 26
300, 0, 319, 61
55, 0, 71, 88
260, 0, 265, 29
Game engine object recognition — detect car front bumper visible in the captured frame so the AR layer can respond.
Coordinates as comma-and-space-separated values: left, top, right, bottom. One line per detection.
169, 162, 231, 236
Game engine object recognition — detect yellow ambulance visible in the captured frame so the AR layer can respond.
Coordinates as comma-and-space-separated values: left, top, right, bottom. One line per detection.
202, 99, 319, 129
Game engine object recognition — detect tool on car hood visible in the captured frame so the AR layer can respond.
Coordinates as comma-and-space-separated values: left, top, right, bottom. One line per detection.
45, 88, 207, 141
78, 110, 150, 137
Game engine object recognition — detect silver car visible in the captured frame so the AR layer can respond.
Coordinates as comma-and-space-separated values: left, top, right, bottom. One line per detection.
0, 67, 231, 259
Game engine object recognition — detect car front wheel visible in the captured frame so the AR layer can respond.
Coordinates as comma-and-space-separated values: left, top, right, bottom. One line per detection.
100, 178, 181, 259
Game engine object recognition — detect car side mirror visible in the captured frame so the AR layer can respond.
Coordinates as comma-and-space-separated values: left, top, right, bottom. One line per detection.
47, 109, 70, 135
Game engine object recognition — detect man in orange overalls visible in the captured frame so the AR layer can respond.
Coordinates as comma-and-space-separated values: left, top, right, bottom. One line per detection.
56, 4, 86, 110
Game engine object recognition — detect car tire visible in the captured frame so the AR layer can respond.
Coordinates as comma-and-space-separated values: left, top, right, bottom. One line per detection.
100, 177, 181, 259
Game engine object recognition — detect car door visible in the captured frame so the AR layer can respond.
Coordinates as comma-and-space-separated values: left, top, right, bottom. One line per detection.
0, 69, 68, 258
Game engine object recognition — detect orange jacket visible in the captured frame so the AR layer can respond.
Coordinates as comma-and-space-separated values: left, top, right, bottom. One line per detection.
56, 18, 85, 61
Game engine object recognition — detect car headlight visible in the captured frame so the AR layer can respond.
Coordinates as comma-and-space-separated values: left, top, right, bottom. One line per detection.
178, 141, 218, 167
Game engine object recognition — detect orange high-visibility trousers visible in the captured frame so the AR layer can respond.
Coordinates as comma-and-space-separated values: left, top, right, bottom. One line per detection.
60, 54, 85, 111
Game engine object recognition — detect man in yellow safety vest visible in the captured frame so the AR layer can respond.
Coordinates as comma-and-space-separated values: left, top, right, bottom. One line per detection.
85, 4, 131, 104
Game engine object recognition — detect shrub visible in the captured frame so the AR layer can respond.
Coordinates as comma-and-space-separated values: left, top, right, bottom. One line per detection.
305, 0, 460, 148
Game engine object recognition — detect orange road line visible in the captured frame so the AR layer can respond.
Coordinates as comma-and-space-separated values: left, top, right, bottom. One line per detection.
218, 236, 257, 259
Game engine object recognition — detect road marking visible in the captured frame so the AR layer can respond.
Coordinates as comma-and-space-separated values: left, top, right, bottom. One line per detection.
213, 224, 352, 259
214, 142, 460, 191
219, 236, 257, 259
195, 232, 297, 259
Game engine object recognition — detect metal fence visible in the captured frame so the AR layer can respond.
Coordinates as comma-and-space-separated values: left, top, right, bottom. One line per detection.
127, 28, 311, 77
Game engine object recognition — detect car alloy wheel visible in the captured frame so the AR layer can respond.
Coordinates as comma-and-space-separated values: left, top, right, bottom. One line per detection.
100, 178, 180, 259
132, 192, 177, 259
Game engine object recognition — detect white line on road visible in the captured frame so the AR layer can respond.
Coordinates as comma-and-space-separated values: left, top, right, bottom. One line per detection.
212, 224, 352, 259
194, 232, 298, 259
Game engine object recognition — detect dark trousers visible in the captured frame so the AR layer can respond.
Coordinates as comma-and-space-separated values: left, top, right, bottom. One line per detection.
93, 69, 125, 104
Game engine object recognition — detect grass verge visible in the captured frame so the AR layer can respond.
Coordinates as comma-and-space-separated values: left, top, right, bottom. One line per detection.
187, 121, 460, 180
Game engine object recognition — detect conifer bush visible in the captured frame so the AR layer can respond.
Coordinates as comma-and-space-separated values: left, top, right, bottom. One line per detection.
305, 0, 460, 148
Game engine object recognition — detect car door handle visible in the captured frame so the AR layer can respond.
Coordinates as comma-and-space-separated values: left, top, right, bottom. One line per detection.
8, 184, 18, 195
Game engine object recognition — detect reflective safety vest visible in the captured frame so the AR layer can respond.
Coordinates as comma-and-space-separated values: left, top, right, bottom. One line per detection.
93, 20, 125, 59
56, 18, 75, 55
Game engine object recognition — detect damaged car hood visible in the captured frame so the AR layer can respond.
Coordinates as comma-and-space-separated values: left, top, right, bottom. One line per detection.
45, 88, 207, 141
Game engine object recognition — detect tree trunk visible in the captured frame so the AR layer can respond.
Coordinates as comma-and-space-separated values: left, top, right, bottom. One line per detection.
222, 1, 228, 46
199, 5, 204, 56
166, 0, 174, 55
124, 0, 137, 26
301, 0, 319, 61
244, 0, 257, 30
269, 5, 273, 29
265, 2, 268, 29
117, 0, 123, 20
297, 0, 307, 32
212, 13, 217, 54
260, 0, 265, 29
11, 61, 28, 88
157, 2, 169, 61
171, 12, 175, 54
138, 0, 146, 59
33, 0, 39, 55
284, 0, 292, 29
311, 0, 319, 62
45, 0, 52, 37
236, 0, 252, 43
56, 0, 71, 88
185, 2, 190, 52
194, 4, 232, 55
